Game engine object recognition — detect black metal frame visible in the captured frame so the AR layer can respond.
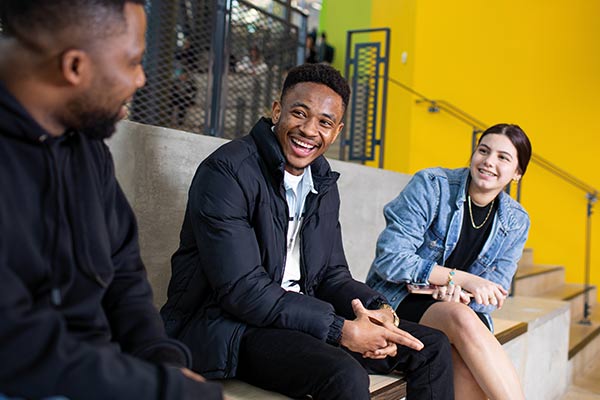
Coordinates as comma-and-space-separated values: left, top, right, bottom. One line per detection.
340, 28, 390, 168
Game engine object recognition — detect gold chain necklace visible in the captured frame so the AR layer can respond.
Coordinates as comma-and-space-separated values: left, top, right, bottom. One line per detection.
467, 195, 495, 229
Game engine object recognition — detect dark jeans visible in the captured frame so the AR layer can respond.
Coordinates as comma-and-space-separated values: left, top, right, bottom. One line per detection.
236, 319, 454, 400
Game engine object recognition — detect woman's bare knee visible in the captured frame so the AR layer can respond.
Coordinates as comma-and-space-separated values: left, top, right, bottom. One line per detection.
421, 303, 485, 343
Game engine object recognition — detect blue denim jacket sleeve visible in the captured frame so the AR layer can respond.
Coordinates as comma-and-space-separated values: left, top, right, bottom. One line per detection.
371, 170, 440, 285
493, 217, 530, 291
470, 205, 530, 314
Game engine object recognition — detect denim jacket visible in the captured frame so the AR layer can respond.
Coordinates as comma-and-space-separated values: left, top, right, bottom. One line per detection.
366, 167, 530, 327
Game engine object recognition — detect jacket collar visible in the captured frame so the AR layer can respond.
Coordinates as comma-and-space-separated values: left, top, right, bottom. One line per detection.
249, 117, 339, 191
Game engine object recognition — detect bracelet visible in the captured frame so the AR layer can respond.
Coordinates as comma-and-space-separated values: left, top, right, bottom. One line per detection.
447, 268, 456, 285
379, 303, 400, 327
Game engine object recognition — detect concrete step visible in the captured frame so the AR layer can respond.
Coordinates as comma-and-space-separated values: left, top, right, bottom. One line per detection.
493, 318, 528, 344
569, 318, 600, 359
513, 264, 565, 297
569, 304, 600, 363
491, 296, 571, 400
536, 283, 597, 321
565, 311, 600, 398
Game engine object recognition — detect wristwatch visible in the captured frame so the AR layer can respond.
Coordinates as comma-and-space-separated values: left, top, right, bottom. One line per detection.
378, 303, 400, 327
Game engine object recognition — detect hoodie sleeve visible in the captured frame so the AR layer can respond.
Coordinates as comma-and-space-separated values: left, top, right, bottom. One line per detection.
0, 205, 222, 399
101, 181, 195, 366
99, 145, 193, 366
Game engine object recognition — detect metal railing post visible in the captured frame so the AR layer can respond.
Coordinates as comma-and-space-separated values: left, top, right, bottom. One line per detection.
205, 0, 231, 136
580, 192, 597, 325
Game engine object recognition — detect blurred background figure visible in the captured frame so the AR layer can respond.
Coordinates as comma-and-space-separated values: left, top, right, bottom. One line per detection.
169, 66, 198, 127
235, 45, 268, 75
169, 39, 198, 127
305, 29, 318, 63
317, 32, 335, 64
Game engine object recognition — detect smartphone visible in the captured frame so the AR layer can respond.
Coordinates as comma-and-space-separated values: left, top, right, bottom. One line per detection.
406, 284, 438, 295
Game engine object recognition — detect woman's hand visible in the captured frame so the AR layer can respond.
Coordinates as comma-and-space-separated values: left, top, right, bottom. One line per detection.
429, 265, 507, 308
456, 272, 507, 308
432, 284, 471, 304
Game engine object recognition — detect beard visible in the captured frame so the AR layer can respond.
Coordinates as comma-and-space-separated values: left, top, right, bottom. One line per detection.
65, 92, 124, 140
76, 109, 121, 140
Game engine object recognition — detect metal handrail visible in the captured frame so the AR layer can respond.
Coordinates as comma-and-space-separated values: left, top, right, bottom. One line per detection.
387, 76, 598, 324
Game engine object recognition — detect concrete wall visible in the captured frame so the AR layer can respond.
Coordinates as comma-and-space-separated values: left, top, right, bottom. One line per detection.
107, 121, 412, 307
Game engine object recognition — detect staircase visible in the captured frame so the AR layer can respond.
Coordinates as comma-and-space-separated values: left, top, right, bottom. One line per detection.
509, 248, 600, 399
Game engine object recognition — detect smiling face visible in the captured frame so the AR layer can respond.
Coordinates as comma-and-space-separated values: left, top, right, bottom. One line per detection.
469, 133, 522, 202
272, 82, 344, 175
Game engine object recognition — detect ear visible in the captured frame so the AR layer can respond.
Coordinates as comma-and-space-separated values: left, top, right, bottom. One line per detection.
271, 100, 282, 124
60, 49, 91, 86
513, 171, 522, 182
331, 122, 344, 144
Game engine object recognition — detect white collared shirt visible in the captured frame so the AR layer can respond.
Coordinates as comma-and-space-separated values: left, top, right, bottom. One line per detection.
281, 167, 318, 292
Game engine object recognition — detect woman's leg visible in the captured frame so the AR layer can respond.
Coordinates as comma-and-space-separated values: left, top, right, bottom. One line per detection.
450, 345, 487, 399
419, 302, 525, 400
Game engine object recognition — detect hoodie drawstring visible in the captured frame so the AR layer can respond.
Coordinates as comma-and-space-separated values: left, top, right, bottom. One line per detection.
44, 137, 108, 308
62, 139, 108, 289
42, 142, 64, 306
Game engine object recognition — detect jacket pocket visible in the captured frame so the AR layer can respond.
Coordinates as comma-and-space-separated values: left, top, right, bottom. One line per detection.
179, 307, 245, 379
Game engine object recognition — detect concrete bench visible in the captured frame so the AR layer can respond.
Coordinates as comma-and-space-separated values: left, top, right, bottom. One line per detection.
108, 121, 560, 399
109, 122, 569, 400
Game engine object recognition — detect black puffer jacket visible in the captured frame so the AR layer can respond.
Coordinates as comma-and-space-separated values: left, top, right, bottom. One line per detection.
161, 117, 385, 378
0, 82, 222, 399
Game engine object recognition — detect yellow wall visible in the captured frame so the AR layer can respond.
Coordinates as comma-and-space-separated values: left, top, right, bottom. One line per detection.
323, 0, 600, 299
319, 0, 371, 73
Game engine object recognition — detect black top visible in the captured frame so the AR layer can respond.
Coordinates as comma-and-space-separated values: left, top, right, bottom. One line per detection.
396, 188, 498, 330
445, 191, 499, 270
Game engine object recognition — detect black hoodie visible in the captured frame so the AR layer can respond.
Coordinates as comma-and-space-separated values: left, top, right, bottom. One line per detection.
0, 82, 222, 399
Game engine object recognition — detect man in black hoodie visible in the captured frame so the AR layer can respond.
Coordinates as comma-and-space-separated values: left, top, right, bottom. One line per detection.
0, 1, 221, 399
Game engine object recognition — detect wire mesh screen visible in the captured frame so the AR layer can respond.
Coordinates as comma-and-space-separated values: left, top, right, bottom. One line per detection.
129, 0, 212, 133
129, 0, 304, 139
226, 1, 299, 139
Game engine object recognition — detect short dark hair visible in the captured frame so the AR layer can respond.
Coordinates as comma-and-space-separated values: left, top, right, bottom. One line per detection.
1, 0, 145, 45
478, 123, 532, 175
281, 63, 350, 112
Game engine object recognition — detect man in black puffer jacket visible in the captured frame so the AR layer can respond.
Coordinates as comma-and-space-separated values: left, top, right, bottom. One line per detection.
0, 1, 221, 399
161, 64, 454, 400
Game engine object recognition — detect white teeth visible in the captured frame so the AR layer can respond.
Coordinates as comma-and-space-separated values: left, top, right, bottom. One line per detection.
479, 169, 496, 177
291, 137, 315, 149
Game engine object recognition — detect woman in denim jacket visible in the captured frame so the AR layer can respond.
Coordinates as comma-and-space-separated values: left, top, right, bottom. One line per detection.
367, 124, 531, 400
